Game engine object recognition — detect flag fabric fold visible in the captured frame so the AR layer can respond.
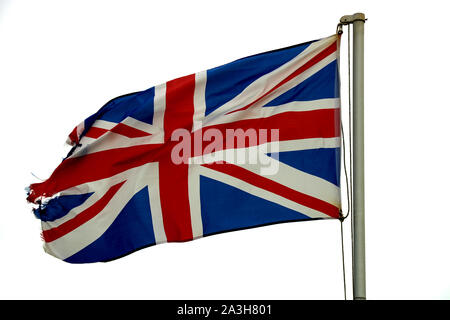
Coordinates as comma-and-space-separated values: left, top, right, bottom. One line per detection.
27, 34, 342, 263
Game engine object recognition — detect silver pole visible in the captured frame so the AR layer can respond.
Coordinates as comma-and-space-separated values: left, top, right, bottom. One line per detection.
340, 12, 366, 300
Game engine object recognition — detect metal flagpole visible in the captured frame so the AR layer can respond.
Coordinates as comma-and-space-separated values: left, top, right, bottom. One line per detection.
339, 12, 366, 300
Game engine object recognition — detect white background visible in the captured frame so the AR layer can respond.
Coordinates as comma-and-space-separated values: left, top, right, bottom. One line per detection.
1, 0, 449, 300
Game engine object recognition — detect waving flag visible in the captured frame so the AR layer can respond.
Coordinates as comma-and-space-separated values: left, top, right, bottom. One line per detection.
27, 34, 341, 263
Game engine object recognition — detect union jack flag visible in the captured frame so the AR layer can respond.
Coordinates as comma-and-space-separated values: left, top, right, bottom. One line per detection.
27, 34, 342, 263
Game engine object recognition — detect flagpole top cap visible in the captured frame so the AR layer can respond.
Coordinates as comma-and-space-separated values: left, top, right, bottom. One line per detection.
340, 13, 366, 24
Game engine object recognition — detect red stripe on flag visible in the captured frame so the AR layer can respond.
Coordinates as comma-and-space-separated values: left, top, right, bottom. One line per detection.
158, 74, 196, 242
228, 41, 337, 114
85, 127, 109, 139
223, 109, 340, 142
68, 126, 79, 144
202, 162, 340, 219
158, 159, 193, 241
193, 108, 340, 157
110, 123, 151, 138
42, 181, 126, 243
163, 74, 197, 136
27, 144, 162, 203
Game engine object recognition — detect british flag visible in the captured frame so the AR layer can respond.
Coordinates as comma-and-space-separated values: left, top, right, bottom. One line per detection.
27, 34, 342, 263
